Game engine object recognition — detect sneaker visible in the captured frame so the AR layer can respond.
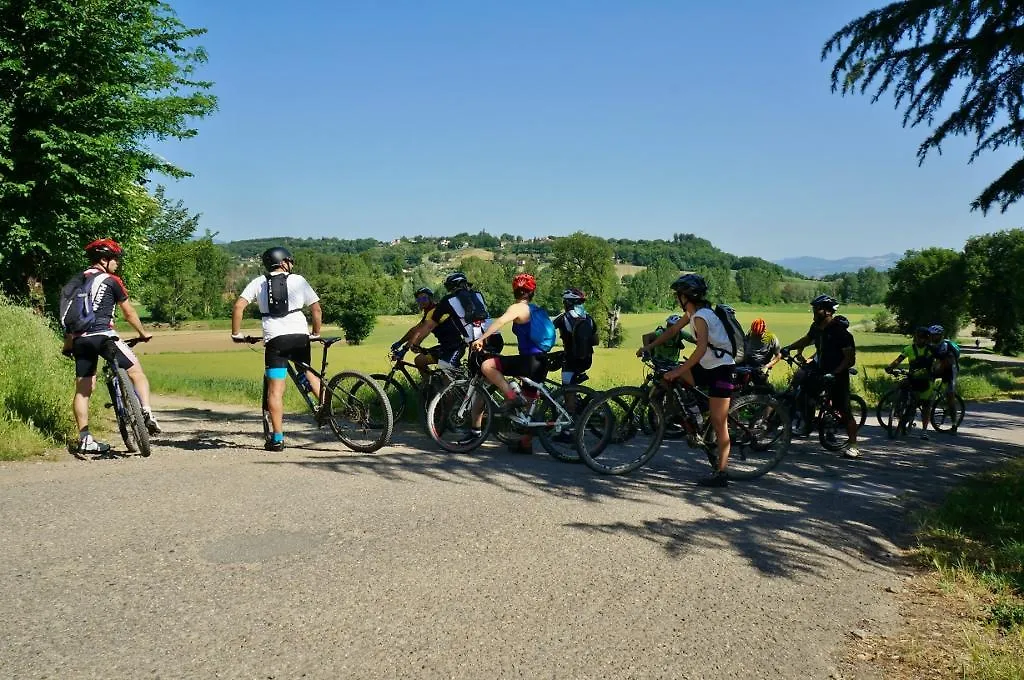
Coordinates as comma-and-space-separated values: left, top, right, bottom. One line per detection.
844, 446, 861, 459
498, 394, 528, 414
78, 434, 111, 455
264, 438, 285, 452
697, 470, 729, 487
451, 428, 482, 444
142, 409, 162, 435
507, 440, 533, 454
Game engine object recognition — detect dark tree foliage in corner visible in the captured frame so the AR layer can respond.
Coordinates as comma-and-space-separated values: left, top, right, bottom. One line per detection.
823, 1, 1024, 213
0, 0, 216, 303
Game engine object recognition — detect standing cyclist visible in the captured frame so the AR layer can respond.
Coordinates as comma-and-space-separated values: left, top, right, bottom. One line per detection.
63, 239, 160, 455
231, 247, 322, 452
638, 274, 735, 488
780, 295, 860, 458
928, 324, 961, 434
886, 326, 935, 438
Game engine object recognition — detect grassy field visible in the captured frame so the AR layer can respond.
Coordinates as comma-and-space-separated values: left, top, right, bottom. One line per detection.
134, 305, 1023, 411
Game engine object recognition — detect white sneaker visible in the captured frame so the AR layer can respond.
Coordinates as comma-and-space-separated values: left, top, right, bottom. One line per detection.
142, 409, 162, 435
78, 434, 111, 454
844, 446, 861, 459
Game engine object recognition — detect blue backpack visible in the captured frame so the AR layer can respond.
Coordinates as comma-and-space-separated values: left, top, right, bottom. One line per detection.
59, 272, 108, 334
528, 303, 557, 352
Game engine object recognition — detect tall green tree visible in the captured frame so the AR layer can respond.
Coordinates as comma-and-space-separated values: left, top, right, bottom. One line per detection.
964, 229, 1024, 354
885, 248, 967, 335
735, 267, 782, 305
547, 232, 619, 321
0, 0, 216, 302
823, 1, 1024, 213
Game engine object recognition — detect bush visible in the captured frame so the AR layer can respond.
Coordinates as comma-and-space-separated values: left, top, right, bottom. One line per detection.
872, 308, 899, 333
0, 295, 79, 458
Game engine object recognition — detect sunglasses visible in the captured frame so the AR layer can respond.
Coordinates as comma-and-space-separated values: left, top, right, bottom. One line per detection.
416, 295, 431, 303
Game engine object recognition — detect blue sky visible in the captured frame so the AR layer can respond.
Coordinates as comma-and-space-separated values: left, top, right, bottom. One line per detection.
154, 0, 1023, 259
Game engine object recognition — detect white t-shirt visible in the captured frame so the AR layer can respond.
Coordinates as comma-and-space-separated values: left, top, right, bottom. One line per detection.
240, 272, 320, 342
693, 307, 735, 370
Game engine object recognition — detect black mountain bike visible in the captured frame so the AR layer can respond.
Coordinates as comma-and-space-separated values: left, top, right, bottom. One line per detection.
371, 345, 463, 423
99, 336, 152, 458
876, 368, 965, 436
237, 335, 393, 452
574, 356, 792, 477
775, 354, 865, 452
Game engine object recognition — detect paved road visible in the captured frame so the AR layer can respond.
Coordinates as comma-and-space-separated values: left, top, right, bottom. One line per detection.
1, 397, 1022, 679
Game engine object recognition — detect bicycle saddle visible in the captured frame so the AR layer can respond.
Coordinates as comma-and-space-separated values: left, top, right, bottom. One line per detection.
319, 336, 344, 348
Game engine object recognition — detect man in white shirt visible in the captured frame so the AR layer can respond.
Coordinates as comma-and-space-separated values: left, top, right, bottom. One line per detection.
230, 246, 322, 451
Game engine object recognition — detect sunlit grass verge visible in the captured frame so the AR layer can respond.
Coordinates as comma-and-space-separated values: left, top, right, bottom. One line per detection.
915, 458, 1024, 678
0, 296, 80, 459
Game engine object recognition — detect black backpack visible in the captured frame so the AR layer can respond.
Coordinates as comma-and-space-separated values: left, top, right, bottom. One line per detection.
452, 289, 489, 323
567, 314, 598, 359
59, 272, 107, 334
263, 273, 292, 318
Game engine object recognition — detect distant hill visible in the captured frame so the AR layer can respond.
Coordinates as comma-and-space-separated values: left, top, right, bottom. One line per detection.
773, 253, 900, 278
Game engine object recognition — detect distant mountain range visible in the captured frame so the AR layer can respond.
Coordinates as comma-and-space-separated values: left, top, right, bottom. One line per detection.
772, 253, 901, 278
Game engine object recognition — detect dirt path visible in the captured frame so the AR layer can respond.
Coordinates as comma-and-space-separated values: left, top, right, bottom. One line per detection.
1, 396, 1022, 679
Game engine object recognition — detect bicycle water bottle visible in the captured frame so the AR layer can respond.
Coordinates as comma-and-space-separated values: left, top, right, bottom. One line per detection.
297, 373, 312, 394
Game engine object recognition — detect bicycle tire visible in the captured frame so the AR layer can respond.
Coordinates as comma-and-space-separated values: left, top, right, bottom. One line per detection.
818, 407, 850, 451
325, 371, 393, 452
107, 377, 135, 453
849, 394, 867, 431
575, 386, 664, 475
538, 384, 607, 463
721, 393, 791, 479
930, 393, 965, 432
427, 380, 494, 453
116, 367, 151, 457
875, 389, 899, 436
370, 372, 408, 422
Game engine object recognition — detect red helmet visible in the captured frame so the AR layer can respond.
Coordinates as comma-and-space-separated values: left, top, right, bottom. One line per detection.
85, 239, 123, 261
512, 273, 537, 294
750, 318, 766, 335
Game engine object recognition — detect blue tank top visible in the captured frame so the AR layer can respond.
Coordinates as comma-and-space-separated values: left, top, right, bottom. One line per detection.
512, 319, 544, 355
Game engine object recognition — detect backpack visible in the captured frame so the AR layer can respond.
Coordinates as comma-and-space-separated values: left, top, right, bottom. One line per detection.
568, 313, 598, 359
452, 289, 489, 323
58, 271, 108, 335
263, 273, 291, 318
709, 304, 746, 363
944, 339, 961, 364
527, 303, 557, 352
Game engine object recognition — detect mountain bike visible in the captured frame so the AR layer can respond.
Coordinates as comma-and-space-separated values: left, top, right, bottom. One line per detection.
95, 336, 152, 458
875, 368, 927, 438
574, 355, 792, 477
371, 345, 463, 424
775, 354, 866, 445
236, 335, 393, 452
425, 349, 611, 461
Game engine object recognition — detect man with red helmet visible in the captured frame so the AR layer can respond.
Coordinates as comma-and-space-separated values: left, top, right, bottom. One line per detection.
472, 273, 550, 454
63, 239, 159, 455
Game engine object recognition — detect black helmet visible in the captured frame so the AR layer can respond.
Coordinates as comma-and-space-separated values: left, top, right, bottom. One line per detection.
670, 273, 708, 300
262, 246, 294, 271
443, 272, 469, 291
914, 326, 930, 337
414, 287, 434, 299
811, 294, 838, 312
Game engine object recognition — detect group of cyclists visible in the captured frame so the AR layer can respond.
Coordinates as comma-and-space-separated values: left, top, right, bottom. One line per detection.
61, 242, 965, 487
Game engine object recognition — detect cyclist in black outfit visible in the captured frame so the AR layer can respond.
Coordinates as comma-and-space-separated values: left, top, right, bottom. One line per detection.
780, 295, 860, 458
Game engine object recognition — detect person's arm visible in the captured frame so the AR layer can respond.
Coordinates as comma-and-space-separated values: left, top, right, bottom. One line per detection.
887, 352, 907, 371
474, 302, 526, 347
830, 346, 856, 377
765, 338, 782, 370
118, 300, 150, 339
407, 317, 438, 348
638, 314, 690, 356
679, 315, 708, 370
781, 334, 813, 354
231, 297, 249, 338
309, 301, 322, 337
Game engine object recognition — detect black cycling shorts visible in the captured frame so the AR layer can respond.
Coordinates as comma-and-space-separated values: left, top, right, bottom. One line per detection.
691, 364, 735, 399
825, 374, 852, 416
72, 335, 138, 378
563, 353, 593, 374
493, 353, 548, 384
265, 334, 311, 370
426, 345, 464, 368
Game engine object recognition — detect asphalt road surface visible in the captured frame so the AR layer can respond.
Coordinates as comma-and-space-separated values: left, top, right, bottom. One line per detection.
1, 396, 1021, 679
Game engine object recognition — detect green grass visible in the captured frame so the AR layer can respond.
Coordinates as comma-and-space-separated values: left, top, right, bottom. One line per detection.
916, 458, 1024, 677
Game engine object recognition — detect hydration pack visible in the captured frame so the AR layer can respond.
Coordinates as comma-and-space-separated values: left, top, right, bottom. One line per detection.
453, 288, 489, 323
566, 313, 598, 359
710, 304, 746, 363
58, 272, 108, 334
263, 273, 292, 318
527, 303, 557, 352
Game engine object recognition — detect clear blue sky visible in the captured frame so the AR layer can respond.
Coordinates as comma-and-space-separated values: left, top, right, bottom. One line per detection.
153, 0, 1023, 260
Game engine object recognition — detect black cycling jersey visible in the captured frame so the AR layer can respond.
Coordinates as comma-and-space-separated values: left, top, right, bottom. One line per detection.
430, 297, 473, 348
807, 319, 855, 375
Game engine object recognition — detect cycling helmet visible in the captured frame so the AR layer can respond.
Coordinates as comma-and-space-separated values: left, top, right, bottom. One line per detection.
914, 326, 930, 337
666, 314, 682, 326
414, 287, 434, 299
443, 272, 469, 291
670, 273, 708, 300
750, 318, 766, 335
927, 324, 944, 336
512, 272, 537, 294
84, 239, 123, 262
562, 287, 586, 302
811, 294, 839, 312
262, 246, 294, 271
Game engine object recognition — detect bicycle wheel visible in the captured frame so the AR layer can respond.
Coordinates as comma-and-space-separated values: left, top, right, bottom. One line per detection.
930, 393, 965, 432
723, 394, 791, 479
325, 371, 394, 452
115, 367, 151, 457
538, 385, 608, 463
575, 386, 664, 475
849, 394, 867, 431
876, 389, 899, 437
818, 407, 851, 451
106, 376, 135, 453
370, 373, 408, 423
427, 380, 494, 453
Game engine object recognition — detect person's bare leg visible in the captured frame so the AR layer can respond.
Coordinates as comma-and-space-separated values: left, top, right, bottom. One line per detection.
267, 378, 286, 435
709, 397, 731, 471
73, 376, 95, 431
